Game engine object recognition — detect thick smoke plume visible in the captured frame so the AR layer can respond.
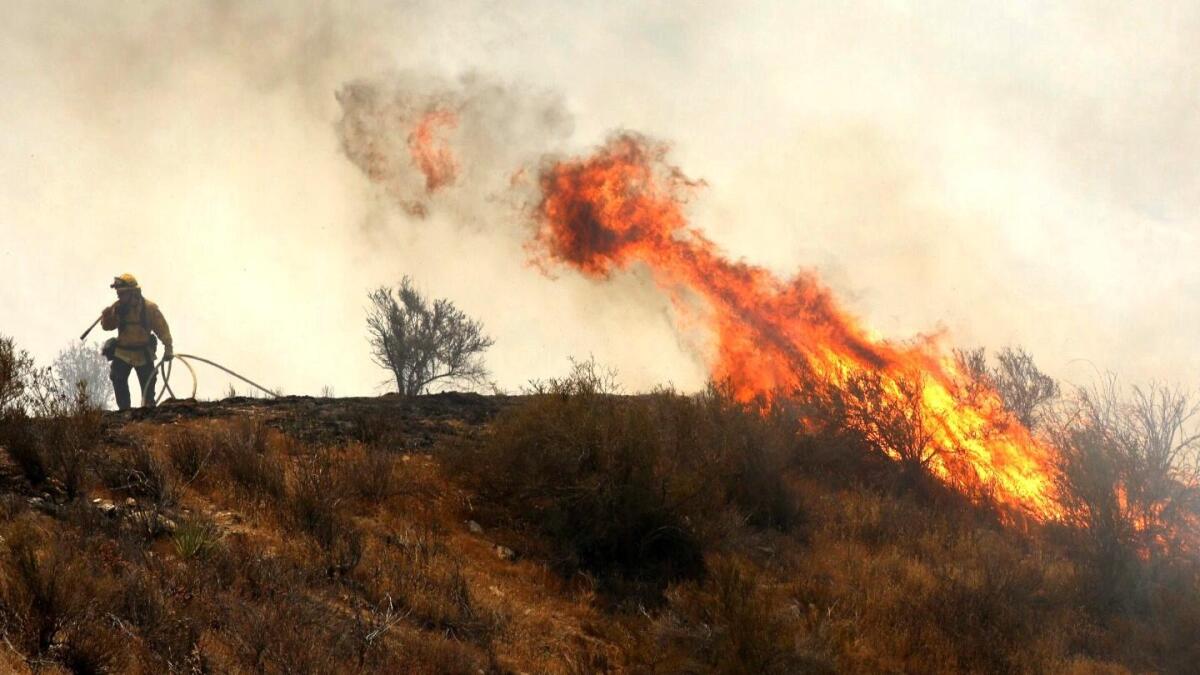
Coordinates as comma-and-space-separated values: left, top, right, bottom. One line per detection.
336, 72, 573, 222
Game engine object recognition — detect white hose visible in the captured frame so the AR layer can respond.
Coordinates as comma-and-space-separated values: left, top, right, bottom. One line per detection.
141, 352, 279, 404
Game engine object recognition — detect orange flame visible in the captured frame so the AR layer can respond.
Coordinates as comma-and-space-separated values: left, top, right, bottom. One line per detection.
407, 109, 459, 192
533, 134, 1063, 520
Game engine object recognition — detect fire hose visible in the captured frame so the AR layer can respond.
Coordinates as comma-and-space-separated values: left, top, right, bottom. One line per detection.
80, 314, 278, 404
140, 353, 280, 404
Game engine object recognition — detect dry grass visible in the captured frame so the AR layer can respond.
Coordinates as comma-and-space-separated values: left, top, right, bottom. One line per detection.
447, 383, 800, 605
0, 353, 1194, 672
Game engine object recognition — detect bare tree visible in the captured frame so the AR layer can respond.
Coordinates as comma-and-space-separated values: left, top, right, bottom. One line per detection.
1050, 377, 1132, 587
1121, 384, 1200, 557
954, 346, 1058, 432
52, 341, 113, 410
366, 278, 494, 395
1051, 377, 1200, 587
992, 347, 1059, 431
841, 370, 945, 477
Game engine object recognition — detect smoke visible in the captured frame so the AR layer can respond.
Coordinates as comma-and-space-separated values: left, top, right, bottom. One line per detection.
2, 1, 1198, 399
334, 71, 573, 223
0, 1, 418, 397
331, 72, 703, 391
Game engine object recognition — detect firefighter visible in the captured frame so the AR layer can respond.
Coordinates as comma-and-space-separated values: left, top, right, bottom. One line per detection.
100, 274, 174, 410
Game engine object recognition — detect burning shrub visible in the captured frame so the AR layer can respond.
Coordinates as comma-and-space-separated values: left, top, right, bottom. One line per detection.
840, 370, 948, 480
1049, 379, 1200, 608
955, 346, 1060, 432
530, 136, 1067, 519
796, 370, 958, 495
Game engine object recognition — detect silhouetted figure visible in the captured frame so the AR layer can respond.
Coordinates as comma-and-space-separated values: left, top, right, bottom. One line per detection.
100, 274, 173, 410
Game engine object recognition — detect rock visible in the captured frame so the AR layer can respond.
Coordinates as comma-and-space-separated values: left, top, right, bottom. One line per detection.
130, 510, 178, 535
467, 520, 484, 534
28, 497, 59, 516
93, 498, 117, 516
215, 510, 243, 524
495, 545, 515, 561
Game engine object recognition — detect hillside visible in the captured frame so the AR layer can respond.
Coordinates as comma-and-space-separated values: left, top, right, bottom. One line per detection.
0, 389, 1196, 673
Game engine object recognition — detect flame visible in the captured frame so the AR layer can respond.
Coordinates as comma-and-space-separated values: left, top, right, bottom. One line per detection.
407, 109, 459, 192
533, 134, 1063, 520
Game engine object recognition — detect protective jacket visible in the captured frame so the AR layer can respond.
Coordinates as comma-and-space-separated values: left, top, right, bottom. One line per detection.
100, 296, 173, 367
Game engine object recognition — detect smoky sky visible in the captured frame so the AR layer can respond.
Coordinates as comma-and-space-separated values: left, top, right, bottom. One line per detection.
1, 0, 1198, 400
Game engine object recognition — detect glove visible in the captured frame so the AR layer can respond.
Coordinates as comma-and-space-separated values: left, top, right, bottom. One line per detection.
163, 347, 174, 362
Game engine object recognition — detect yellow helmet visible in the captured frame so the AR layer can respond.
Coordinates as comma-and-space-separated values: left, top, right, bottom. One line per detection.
110, 273, 140, 290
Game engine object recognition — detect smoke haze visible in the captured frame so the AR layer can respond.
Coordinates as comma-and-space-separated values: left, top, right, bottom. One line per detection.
2, 1, 1198, 399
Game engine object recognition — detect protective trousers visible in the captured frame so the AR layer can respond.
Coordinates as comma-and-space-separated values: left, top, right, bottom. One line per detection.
110, 359, 157, 410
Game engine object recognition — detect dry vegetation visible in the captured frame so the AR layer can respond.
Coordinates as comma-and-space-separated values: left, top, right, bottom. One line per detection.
0, 336, 1198, 673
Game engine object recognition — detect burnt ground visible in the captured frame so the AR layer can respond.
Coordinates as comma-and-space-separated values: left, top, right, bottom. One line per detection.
102, 392, 519, 449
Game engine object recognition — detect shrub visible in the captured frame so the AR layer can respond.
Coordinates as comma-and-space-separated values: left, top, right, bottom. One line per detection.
955, 346, 1059, 431
288, 454, 362, 577
216, 419, 286, 502
58, 619, 127, 674
166, 426, 214, 484
17, 384, 105, 500
173, 516, 223, 560
1049, 378, 1200, 609
355, 525, 499, 643
642, 557, 835, 674
40, 409, 103, 500
450, 365, 800, 602
0, 409, 44, 484
114, 569, 204, 671
340, 443, 397, 502
289, 455, 344, 544
52, 341, 114, 411
0, 523, 98, 658
100, 441, 177, 506
453, 388, 704, 600
0, 335, 34, 413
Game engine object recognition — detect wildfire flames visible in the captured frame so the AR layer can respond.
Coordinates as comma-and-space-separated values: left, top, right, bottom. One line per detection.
533, 134, 1064, 520
408, 109, 459, 192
